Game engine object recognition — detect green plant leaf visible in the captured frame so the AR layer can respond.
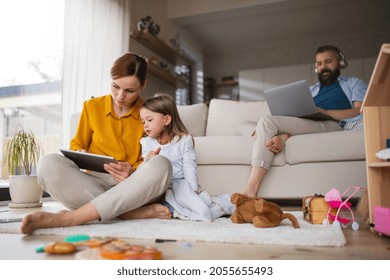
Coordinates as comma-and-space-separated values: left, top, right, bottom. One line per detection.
2, 125, 44, 176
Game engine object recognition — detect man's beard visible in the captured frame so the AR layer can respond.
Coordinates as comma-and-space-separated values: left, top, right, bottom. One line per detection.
318, 68, 340, 86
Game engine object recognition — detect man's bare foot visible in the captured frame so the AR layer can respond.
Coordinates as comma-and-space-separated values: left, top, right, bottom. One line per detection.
265, 134, 290, 154
21, 210, 70, 235
241, 167, 268, 198
118, 203, 171, 220
241, 186, 257, 197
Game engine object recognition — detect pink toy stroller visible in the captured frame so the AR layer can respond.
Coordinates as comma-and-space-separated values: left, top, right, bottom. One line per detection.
322, 186, 364, 231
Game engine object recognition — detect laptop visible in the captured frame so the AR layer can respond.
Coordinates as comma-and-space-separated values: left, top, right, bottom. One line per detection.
60, 149, 117, 173
263, 80, 334, 121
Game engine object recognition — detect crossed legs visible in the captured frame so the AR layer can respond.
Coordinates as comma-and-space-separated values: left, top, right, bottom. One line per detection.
241, 116, 342, 197
21, 155, 172, 234
21, 202, 171, 235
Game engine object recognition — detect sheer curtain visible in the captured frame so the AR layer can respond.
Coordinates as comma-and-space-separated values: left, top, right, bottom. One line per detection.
62, 0, 131, 146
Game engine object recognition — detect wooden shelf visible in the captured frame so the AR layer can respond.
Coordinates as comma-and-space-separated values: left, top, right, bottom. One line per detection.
367, 162, 390, 168
130, 29, 191, 91
362, 44, 390, 107
130, 30, 190, 65
361, 43, 390, 227
216, 81, 238, 87
147, 62, 189, 87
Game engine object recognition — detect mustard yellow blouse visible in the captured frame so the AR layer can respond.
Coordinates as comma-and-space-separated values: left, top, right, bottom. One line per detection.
70, 95, 144, 169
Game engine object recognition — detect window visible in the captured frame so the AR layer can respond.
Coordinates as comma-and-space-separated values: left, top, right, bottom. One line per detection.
0, 0, 64, 179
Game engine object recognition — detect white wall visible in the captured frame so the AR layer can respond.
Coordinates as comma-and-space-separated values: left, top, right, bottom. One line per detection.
239, 57, 376, 101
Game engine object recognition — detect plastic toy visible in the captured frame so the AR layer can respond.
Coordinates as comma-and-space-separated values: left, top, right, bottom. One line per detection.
44, 242, 76, 254
322, 186, 364, 230
374, 206, 390, 236
36, 236, 163, 259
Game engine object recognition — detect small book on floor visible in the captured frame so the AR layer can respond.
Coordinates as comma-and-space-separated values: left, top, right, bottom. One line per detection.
60, 149, 117, 173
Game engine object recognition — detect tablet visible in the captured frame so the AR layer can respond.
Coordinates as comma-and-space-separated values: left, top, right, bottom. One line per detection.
60, 149, 118, 173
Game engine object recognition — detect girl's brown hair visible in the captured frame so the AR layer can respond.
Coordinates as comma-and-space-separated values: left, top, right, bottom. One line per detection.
141, 93, 189, 142
110, 52, 148, 86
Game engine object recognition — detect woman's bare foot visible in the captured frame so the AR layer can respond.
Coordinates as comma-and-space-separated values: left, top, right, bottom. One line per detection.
265, 134, 290, 154
118, 203, 171, 220
21, 210, 71, 235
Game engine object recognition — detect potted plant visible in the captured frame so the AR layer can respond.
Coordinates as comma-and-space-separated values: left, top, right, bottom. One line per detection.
3, 126, 44, 208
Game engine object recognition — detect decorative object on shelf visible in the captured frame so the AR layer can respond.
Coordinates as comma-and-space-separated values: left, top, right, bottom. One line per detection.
375, 148, 390, 161
148, 56, 168, 70
137, 16, 160, 36
3, 126, 44, 208
170, 34, 184, 57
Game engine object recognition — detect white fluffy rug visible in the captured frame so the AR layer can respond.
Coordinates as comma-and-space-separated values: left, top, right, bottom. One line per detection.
0, 212, 346, 247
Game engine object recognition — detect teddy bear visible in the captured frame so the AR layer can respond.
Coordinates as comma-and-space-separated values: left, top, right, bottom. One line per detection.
230, 193, 300, 228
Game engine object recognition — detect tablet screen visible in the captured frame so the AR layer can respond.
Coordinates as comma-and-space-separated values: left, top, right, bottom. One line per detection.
60, 149, 117, 173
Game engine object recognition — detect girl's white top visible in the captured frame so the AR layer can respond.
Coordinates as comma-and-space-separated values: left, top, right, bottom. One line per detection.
140, 135, 234, 221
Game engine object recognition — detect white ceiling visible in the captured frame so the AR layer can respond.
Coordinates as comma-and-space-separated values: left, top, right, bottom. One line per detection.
171, 0, 390, 54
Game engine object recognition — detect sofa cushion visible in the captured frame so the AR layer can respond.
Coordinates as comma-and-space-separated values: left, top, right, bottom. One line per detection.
285, 130, 365, 164
206, 99, 270, 136
194, 136, 285, 166
238, 120, 257, 136
178, 103, 208, 137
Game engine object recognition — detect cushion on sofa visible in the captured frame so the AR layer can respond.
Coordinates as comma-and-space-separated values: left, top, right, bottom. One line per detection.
206, 99, 270, 136
194, 136, 253, 165
285, 130, 365, 164
178, 103, 208, 137
194, 136, 285, 166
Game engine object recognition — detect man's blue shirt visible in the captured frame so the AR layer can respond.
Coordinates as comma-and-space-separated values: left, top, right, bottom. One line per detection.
310, 76, 367, 123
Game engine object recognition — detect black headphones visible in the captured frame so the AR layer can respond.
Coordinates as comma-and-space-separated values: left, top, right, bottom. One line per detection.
337, 48, 348, 68
314, 45, 348, 73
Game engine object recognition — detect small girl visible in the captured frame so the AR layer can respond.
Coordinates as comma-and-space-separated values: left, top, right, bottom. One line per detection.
140, 94, 235, 221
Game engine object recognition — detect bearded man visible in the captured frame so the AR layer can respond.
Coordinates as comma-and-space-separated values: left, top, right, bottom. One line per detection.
311, 45, 367, 130
241, 45, 368, 197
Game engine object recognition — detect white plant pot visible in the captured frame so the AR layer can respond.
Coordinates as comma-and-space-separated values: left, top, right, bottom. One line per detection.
8, 175, 43, 208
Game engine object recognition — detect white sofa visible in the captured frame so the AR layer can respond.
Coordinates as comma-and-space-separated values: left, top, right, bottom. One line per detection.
177, 99, 367, 199
70, 98, 367, 199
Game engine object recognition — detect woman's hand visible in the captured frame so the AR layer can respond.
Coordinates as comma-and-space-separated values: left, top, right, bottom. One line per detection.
104, 161, 134, 182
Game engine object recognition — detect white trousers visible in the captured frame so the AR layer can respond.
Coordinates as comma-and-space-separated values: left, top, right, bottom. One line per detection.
37, 154, 172, 221
252, 116, 343, 169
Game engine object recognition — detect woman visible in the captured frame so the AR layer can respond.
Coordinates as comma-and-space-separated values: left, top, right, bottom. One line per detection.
21, 53, 172, 234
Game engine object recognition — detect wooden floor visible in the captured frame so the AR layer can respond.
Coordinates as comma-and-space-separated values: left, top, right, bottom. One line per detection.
0, 201, 389, 260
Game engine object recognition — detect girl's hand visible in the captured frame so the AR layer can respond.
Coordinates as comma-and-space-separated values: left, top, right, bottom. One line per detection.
104, 161, 134, 182
146, 147, 161, 160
